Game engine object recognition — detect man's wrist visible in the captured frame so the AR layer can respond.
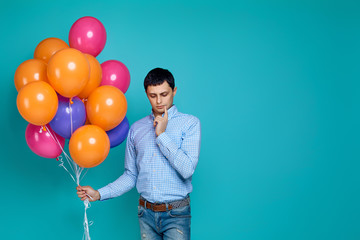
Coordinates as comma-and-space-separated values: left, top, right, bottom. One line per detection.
96, 190, 101, 201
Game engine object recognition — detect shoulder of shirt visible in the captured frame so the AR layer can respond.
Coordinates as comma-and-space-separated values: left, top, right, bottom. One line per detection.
174, 111, 200, 126
129, 115, 150, 132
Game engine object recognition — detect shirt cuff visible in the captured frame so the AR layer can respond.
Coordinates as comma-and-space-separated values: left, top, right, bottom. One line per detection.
98, 187, 111, 201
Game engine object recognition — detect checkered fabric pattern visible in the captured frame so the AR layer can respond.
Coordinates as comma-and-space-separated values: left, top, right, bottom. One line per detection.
98, 105, 201, 203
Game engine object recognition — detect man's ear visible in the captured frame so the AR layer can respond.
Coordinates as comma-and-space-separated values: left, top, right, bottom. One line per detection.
173, 87, 177, 96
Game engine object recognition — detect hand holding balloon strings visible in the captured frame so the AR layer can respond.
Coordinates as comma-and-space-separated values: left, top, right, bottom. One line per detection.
76, 186, 100, 202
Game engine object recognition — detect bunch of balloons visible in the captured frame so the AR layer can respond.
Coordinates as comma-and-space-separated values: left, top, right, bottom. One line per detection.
15, 16, 130, 169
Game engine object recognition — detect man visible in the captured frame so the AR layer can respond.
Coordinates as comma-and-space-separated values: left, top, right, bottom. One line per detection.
77, 68, 201, 240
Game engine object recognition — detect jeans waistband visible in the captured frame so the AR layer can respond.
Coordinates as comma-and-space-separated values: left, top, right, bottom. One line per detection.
140, 195, 190, 209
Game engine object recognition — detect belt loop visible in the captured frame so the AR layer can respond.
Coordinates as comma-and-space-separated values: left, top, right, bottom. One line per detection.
144, 200, 147, 209
165, 203, 169, 211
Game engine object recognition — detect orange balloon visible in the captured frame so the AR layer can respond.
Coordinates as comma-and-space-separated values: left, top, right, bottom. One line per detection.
16, 81, 58, 126
87, 86, 127, 131
69, 125, 110, 168
34, 38, 69, 63
14, 59, 48, 91
77, 54, 102, 99
47, 48, 90, 98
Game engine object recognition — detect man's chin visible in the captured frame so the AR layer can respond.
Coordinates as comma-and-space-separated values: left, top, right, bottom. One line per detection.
152, 109, 163, 115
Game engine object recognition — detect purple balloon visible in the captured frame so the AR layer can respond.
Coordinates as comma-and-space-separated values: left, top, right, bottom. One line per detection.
106, 116, 129, 148
49, 96, 86, 139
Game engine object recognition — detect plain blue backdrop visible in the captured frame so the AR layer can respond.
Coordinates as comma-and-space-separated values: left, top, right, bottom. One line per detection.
1, 0, 359, 239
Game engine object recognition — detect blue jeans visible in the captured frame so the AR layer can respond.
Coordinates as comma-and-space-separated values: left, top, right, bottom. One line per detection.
138, 204, 191, 240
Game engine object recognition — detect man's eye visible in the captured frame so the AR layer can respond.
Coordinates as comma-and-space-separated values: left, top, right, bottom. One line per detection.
161, 94, 168, 97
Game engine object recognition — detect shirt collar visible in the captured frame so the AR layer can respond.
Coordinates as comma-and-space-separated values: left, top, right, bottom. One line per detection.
150, 105, 178, 121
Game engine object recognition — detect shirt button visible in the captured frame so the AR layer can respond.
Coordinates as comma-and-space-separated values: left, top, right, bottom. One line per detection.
153, 186, 156, 189
153, 169, 156, 172
153, 153, 156, 157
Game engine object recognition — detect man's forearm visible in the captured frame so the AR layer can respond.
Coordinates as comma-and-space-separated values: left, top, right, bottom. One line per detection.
97, 170, 137, 200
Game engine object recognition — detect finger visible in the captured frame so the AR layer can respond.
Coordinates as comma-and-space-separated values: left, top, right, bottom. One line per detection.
77, 193, 86, 198
81, 196, 88, 201
164, 106, 168, 118
154, 117, 162, 125
77, 190, 85, 195
81, 186, 92, 192
77, 190, 86, 195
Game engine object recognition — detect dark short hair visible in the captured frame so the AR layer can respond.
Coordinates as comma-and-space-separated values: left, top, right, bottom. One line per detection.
144, 68, 175, 91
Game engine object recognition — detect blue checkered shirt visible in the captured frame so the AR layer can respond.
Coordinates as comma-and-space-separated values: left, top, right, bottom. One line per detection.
98, 105, 201, 203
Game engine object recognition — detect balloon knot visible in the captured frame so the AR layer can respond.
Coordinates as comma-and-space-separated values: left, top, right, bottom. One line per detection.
42, 126, 47, 132
56, 157, 59, 161
70, 98, 74, 104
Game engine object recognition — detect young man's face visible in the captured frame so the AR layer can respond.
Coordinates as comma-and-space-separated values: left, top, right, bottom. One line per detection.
146, 81, 177, 116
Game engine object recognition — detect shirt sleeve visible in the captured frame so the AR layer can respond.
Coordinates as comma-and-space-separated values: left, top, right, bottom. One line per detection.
98, 127, 138, 201
156, 116, 201, 179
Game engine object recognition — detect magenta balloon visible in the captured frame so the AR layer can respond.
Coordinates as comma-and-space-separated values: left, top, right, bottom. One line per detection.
25, 124, 65, 158
100, 60, 130, 93
69, 16, 107, 57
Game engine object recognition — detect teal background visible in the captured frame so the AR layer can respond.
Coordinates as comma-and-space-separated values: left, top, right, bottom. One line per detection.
0, 0, 359, 239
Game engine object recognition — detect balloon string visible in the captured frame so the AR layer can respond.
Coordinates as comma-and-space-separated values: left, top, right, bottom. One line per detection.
45, 115, 92, 239
45, 126, 75, 174
83, 199, 92, 240
45, 126, 75, 173
68, 100, 91, 239
69, 101, 74, 137
80, 168, 89, 183
57, 156, 76, 183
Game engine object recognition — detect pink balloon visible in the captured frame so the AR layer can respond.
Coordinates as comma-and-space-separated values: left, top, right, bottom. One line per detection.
100, 60, 130, 93
69, 16, 106, 57
25, 124, 65, 158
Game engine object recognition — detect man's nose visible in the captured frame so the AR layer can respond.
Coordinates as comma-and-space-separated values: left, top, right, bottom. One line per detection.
156, 97, 161, 104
